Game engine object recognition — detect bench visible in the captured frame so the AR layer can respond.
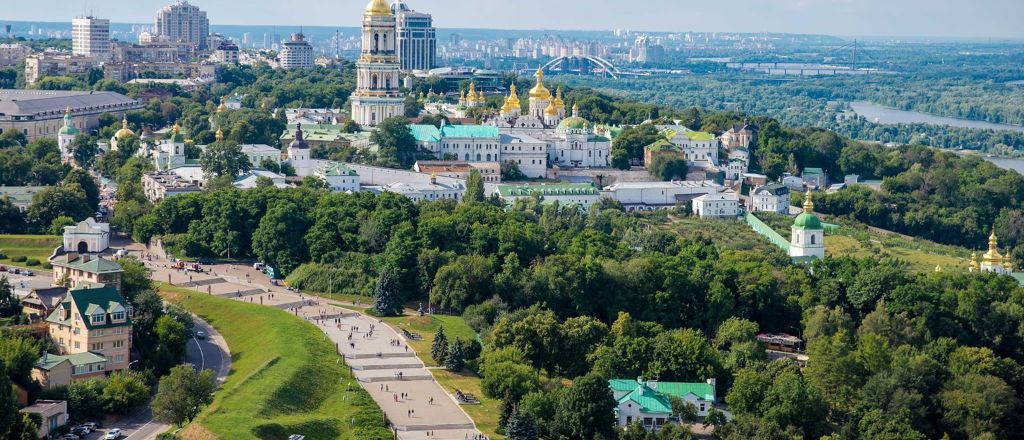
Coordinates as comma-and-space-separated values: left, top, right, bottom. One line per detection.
402, 328, 423, 341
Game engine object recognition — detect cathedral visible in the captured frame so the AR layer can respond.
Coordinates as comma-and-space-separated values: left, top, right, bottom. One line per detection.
969, 229, 1014, 275
350, 0, 405, 127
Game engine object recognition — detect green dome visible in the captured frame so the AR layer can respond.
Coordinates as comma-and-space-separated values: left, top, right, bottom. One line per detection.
557, 116, 588, 131
59, 124, 79, 136
793, 212, 822, 230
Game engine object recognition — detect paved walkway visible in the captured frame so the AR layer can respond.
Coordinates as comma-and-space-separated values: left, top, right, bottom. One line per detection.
140, 256, 481, 440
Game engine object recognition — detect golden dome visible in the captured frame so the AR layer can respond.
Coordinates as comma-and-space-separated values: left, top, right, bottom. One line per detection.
982, 229, 1004, 264
529, 68, 551, 100
216, 97, 228, 113
554, 87, 566, 108
113, 116, 135, 140
364, 0, 392, 16
544, 100, 558, 117
215, 128, 224, 142
969, 252, 979, 269
506, 83, 520, 106
478, 90, 485, 102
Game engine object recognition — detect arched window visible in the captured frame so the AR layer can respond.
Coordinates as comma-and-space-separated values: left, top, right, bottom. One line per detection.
371, 74, 378, 89
465, 153, 470, 161
810, 235, 816, 245
373, 33, 379, 52
476, 153, 481, 161
486, 154, 491, 161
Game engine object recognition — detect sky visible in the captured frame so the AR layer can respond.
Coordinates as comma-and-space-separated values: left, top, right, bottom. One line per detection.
6, 0, 1024, 39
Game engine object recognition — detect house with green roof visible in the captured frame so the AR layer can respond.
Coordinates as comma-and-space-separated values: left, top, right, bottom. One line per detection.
643, 138, 684, 167
50, 253, 123, 293
496, 183, 602, 212
280, 124, 372, 151
802, 167, 828, 189
656, 125, 721, 167
43, 286, 133, 385
610, 377, 717, 430
32, 352, 108, 388
315, 162, 361, 193
409, 123, 502, 163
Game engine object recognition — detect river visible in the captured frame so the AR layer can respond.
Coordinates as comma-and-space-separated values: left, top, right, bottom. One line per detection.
850, 101, 1024, 133
984, 156, 1024, 174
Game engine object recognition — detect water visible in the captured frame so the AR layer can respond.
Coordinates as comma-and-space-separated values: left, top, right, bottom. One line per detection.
850, 101, 1024, 133
984, 156, 1024, 174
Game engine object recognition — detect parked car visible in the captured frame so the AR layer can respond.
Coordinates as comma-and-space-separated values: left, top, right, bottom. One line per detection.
104, 428, 122, 439
195, 330, 207, 340
70, 426, 91, 436
60, 434, 80, 440
23, 270, 33, 277
81, 422, 100, 430
253, 262, 266, 270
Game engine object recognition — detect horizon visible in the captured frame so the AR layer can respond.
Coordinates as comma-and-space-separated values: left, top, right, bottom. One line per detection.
2, 0, 1023, 40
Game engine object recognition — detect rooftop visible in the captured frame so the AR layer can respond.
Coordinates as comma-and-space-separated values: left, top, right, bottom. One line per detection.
46, 286, 131, 330
0, 185, 50, 208
318, 162, 358, 177
603, 180, 720, 191
0, 89, 139, 117
410, 124, 500, 142
49, 254, 122, 274
35, 351, 106, 371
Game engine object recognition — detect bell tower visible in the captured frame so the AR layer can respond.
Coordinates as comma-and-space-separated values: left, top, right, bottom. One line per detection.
351, 0, 405, 127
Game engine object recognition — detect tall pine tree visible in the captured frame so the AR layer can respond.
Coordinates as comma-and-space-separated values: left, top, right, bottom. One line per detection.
445, 338, 465, 372
431, 326, 449, 365
373, 267, 402, 316
505, 407, 539, 440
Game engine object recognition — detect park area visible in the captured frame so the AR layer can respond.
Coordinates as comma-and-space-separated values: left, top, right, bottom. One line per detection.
160, 285, 392, 440
0, 234, 60, 267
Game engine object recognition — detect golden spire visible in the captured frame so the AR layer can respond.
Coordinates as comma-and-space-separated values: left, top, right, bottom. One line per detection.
173, 121, 181, 134
122, 116, 129, 129
215, 128, 224, 142
529, 68, 551, 99
983, 228, 1004, 264
65, 106, 72, 116
572, 102, 580, 117
216, 97, 228, 113
803, 191, 814, 214
478, 90, 485, 102
969, 251, 979, 271
554, 86, 566, 108
544, 100, 558, 117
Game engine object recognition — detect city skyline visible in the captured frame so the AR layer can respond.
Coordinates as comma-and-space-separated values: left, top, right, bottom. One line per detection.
4, 0, 1023, 39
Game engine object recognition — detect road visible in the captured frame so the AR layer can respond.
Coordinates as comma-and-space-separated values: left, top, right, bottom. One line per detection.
92, 315, 230, 440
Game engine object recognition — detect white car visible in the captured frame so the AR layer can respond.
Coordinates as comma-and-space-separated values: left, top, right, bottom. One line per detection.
105, 428, 122, 439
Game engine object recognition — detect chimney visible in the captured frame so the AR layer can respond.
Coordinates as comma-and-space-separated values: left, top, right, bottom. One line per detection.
66, 252, 79, 262
81, 254, 90, 263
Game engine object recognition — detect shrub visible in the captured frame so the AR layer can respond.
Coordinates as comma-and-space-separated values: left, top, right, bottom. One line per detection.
11, 256, 26, 262
285, 257, 376, 296
42, 263, 52, 269
25, 259, 40, 266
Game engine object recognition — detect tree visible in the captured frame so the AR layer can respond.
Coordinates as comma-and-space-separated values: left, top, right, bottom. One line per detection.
0, 332, 40, 387
152, 315, 190, 375
501, 161, 527, 181
252, 202, 309, 276
49, 215, 76, 235
69, 134, 99, 169
0, 198, 26, 233
554, 373, 617, 440
0, 277, 21, 317
445, 338, 466, 372
465, 170, 485, 203
505, 406, 539, 440
373, 267, 403, 316
26, 185, 91, 232
67, 379, 107, 421
370, 116, 416, 168
63, 168, 100, 210
670, 396, 698, 423
199, 140, 251, 179
0, 360, 17, 438
940, 374, 1020, 439
119, 257, 154, 301
102, 370, 151, 414
431, 326, 448, 365
257, 158, 280, 173
151, 365, 217, 426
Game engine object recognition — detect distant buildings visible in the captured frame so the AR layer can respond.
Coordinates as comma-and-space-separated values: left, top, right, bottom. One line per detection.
141, 171, 203, 203
24, 54, 100, 85
968, 229, 1015, 275
351, 0, 405, 126
0, 186, 49, 211
496, 183, 601, 211
601, 180, 722, 211
750, 184, 790, 214
154, 1, 210, 49
279, 33, 314, 69
0, 43, 32, 68
241, 144, 282, 168
414, 160, 501, 183
0, 89, 142, 141
374, 174, 464, 202
392, 0, 436, 71
212, 41, 239, 64
71, 16, 111, 61
316, 162, 361, 192
49, 253, 124, 293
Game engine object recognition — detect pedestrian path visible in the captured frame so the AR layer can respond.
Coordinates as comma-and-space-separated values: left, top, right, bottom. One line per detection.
145, 260, 482, 439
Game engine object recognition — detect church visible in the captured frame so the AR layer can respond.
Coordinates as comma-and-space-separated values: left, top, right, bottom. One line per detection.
790, 191, 825, 260
969, 230, 1014, 275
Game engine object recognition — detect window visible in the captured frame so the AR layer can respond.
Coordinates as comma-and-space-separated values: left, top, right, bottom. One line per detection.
91, 313, 104, 324
112, 340, 124, 349
91, 342, 103, 350
112, 311, 125, 321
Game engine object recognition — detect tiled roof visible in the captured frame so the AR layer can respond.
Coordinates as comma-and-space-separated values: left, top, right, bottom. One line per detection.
618, 385, 673, 414
46, 286, 130, 330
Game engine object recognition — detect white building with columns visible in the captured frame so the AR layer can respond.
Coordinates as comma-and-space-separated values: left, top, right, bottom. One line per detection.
350, 0, 405, 127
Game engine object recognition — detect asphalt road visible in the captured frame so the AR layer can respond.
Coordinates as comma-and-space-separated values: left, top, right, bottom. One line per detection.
88, 316, 231, 440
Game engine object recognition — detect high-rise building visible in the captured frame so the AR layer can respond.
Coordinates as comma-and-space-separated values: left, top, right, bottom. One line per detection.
351, 0, 405, 127
154, 1, 210, 50
279, 33, 314, 69
72, 16, 111, 61
391, 1, 435, 71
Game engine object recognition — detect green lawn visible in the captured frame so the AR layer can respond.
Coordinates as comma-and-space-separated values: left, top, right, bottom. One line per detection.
0, 234, 60, 268
380, 313, 503, 439
160, 284, 392, 440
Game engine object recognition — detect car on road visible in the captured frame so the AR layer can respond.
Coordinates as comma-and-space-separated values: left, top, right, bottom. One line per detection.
195, 330, 207, 339
71, 426, 91, 436
82, 422, 100, 430
23, 270, 33, 276
253, 262, 266, 270
104, 428, 122, 439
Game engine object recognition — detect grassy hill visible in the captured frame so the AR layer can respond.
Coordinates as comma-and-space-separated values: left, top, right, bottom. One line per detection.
0, 234, 60, 267
160, 285, 392, 440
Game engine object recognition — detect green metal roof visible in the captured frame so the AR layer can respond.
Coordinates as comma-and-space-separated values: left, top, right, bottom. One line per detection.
557, 116, 589, 130
320, 162, 358, 177
46, 286, 131, 331
655, 382, 715, 401
441, 124, 499, 139
688, 131, 715, 141
609, 379, 639, 392
496, 183, 599, 197
645, 139, 680, 153
410, 124, 441, 142
618, 385, 673, 414
35, 352, 106, 371
803, 168, 825, 176
50, 255, 123, 274
793, 212, 822, 230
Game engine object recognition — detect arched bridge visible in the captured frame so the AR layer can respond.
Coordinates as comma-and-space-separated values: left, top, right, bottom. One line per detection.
541, 55, 622, 79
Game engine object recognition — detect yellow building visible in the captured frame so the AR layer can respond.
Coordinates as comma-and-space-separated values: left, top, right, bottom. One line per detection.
50, 253, 124, 293
42, 286, 133, 381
